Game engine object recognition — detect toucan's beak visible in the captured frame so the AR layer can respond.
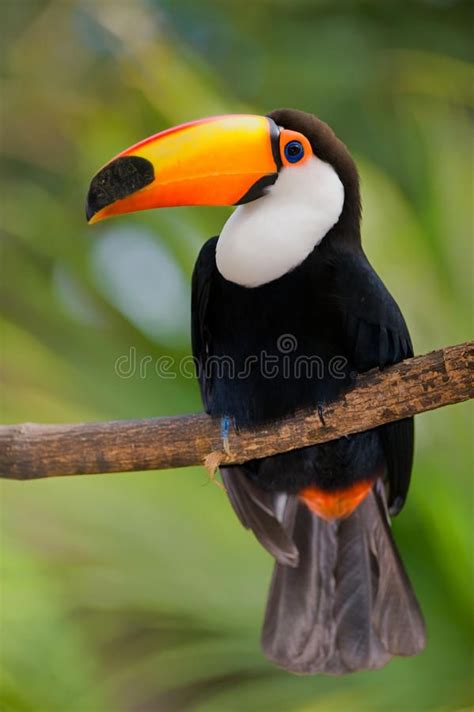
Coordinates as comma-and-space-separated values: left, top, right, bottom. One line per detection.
86, 114, 281, 224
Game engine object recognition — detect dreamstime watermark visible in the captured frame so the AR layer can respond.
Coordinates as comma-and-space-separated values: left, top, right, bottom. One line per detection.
114, 334, 349, 381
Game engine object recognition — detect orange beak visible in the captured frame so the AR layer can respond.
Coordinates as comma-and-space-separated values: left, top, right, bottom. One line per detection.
86, 114, 282, 224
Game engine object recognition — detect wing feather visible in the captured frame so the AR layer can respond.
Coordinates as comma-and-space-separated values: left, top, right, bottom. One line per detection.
221, 467, 299, 567
331, 246, 414, 512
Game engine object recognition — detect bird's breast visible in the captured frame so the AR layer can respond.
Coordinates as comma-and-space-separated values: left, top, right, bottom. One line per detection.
206, 256, 353, 427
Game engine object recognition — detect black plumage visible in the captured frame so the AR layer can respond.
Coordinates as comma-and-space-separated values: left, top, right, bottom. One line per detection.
191, 109, 425, 673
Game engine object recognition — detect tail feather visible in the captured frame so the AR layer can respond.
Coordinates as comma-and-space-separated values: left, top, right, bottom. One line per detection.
333, 507, 390, 671
222, 468, 426, 674
366, 484, 426, 656
261, 483, 426, 674
261, 499, 342, 673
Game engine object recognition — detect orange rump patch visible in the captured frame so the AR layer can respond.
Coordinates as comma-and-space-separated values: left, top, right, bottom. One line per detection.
299, 479, 375, 521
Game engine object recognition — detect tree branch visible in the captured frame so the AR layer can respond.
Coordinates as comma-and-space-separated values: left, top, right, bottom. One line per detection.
1, 342, 472, 481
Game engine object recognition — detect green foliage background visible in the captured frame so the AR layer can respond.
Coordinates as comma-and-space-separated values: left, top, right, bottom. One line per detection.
1, 1, 473, 710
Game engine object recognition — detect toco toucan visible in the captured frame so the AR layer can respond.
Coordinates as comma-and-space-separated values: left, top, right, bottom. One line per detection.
86, 109, 426, 674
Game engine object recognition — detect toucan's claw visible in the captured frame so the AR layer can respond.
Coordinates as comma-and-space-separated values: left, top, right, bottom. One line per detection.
317, 403, 326, 427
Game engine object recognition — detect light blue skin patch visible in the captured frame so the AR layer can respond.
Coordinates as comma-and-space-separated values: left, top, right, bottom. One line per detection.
220, 415, 232, 454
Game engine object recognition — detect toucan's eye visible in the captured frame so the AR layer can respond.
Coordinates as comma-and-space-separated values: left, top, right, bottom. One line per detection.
284, 140, 304, 163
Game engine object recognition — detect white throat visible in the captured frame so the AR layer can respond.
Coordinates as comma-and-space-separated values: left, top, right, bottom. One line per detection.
215, 156, 344, 287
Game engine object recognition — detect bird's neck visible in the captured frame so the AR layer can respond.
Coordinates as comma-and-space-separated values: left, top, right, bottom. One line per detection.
215, 156, 345, 288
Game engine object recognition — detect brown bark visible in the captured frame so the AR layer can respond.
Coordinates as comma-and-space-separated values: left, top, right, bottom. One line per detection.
1, 342, 472, 481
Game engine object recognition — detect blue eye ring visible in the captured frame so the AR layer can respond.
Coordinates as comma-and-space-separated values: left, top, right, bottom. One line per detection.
284, 140, 304, 163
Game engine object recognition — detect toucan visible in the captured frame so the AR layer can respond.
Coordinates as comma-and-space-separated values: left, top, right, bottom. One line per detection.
86, 109, 426, 674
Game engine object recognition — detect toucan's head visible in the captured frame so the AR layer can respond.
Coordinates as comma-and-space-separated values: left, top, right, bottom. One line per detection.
86, 109, 360, 286
86, 109, 359, 226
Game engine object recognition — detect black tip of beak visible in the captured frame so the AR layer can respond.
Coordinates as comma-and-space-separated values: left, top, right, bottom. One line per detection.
85, 155, 155, 223
85, 200, 95, 223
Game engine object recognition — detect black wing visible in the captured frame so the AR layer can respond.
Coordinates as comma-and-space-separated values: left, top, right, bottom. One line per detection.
330, 246, 414, 514
192, 238, 297, 564
191, 236, 218, 412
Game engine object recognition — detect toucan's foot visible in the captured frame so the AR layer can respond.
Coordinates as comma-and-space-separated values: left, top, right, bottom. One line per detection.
220, 415, 233, 455
202, 415, 235, 491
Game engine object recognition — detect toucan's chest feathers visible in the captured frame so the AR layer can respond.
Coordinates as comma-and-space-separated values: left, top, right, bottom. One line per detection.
215, 155, 345, 287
